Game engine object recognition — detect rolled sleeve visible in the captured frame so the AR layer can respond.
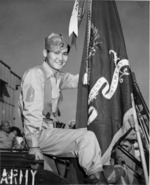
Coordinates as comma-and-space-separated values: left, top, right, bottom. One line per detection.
60, 73, 79, 89
21, 68, 44, 148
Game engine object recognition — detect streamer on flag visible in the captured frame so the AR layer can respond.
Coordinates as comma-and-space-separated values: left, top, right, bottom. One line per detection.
69, 0, 86, 46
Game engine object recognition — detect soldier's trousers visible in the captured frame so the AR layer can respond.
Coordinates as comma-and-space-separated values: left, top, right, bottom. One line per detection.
39, 127, 103, 176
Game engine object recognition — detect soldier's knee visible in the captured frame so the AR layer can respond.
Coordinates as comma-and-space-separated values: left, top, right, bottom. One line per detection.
86, 130, 97, 141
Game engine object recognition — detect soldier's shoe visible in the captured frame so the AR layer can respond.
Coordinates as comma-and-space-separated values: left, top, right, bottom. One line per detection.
103, 164, 126, 184
88, 171, 108, 185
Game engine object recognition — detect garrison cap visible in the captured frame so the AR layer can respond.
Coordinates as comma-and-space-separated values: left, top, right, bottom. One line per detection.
45, 33, 70, 52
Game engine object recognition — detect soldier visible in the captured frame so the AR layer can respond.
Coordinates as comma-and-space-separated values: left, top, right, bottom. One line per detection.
19, 32, 110, 184
0, 120, 15, 148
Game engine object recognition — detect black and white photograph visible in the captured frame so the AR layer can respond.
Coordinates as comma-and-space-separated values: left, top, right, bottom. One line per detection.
0, 0, 149, 184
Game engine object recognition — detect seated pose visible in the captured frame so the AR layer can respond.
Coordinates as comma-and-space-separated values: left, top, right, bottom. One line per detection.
19, 32, 108, 184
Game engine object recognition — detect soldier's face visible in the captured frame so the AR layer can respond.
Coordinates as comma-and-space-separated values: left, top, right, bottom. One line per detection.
46, 47, 69, 71
2, 122, 10, 133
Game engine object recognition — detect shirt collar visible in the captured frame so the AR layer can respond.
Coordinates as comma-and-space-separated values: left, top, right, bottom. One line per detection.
42, 61, 58, 79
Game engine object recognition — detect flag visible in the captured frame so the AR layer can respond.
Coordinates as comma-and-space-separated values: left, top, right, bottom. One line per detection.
76, 0, 133, 160
68, 1, 147, 184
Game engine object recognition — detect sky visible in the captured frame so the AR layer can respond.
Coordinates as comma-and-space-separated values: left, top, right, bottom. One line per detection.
0, 0, 149, 123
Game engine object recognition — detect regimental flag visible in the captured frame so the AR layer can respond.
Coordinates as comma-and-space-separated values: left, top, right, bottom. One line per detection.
76, 0, 133, 163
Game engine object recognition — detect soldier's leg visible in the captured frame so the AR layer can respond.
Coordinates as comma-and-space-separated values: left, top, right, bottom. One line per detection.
39, 128, 102, 175
40, 128, 108, 184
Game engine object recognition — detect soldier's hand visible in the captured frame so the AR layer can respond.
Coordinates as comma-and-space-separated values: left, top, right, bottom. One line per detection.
29, 147, 43, 170
29, 147, 43, 160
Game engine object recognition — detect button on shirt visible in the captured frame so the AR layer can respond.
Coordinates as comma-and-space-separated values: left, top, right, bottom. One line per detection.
19, 62, 79, 148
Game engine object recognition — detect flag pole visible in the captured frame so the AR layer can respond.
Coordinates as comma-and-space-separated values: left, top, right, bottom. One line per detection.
131, 93, 149, 185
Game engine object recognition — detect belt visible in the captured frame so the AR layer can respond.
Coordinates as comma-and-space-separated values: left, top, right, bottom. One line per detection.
42, 118, 56, 129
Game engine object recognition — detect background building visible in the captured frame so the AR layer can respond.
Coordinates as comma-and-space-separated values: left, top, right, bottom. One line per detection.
0, 60, 22, 130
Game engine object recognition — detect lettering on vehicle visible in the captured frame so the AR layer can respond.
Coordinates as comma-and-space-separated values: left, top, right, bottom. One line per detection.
0, 168, 37, 185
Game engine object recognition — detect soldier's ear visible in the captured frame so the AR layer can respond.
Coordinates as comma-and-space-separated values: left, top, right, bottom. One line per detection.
43, 49, 47, 57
